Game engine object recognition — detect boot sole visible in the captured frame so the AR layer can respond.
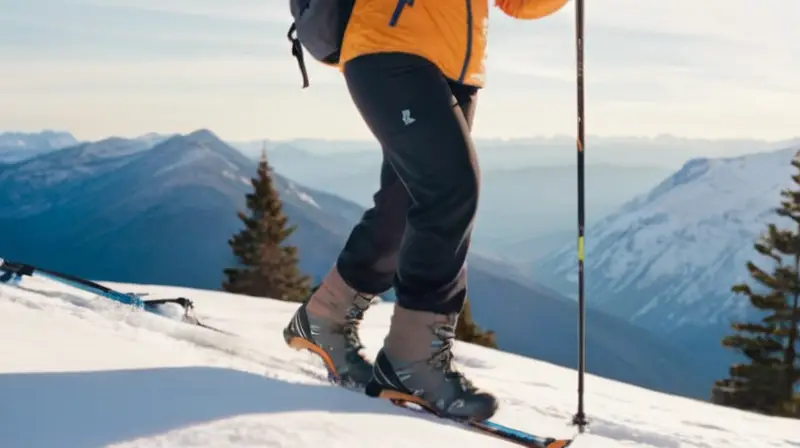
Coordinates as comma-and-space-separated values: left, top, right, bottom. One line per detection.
368, 386, 439, 415
365, 380, 497, 421
283, 327, 341, 382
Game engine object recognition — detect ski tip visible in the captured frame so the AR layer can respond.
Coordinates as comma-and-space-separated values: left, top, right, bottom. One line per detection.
546, 439, 574, 448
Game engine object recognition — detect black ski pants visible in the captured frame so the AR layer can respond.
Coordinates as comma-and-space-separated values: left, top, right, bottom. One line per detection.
335, 52, 480, 316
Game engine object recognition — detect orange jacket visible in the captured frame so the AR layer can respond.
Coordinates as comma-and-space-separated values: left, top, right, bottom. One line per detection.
339, 0, 568, 87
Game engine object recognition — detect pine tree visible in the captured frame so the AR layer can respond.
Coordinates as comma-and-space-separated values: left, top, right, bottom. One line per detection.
717, 151, 800, 417
222, 148, 311, 301
455, 298, 498, 349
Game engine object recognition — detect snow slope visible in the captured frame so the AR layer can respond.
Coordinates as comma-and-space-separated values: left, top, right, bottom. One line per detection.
535, 146, 800, 342
1, 280, 797, 447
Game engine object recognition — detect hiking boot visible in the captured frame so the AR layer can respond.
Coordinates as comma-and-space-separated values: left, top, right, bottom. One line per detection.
365, 304, 499, 421
283, 266, 376, 389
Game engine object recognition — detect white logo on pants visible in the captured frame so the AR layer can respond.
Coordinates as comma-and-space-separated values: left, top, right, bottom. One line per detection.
401, 109, 416, 126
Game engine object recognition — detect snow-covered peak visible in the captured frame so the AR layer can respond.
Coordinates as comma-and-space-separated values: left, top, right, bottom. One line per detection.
537, 145, 800, 338
0, 130, 78, 150
618, 147, 797, 217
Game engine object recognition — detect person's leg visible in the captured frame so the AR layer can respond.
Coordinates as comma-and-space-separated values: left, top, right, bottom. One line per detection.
330, 77, 479, 298
283, 111, 411, 391
336, 159, 410, 294
341, 52, 495, 420
345, 55, 480, 315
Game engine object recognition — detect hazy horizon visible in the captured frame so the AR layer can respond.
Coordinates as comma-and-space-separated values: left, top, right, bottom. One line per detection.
4, 128, 800, 169
5, 129, 799, 147
2, 0, 798, 143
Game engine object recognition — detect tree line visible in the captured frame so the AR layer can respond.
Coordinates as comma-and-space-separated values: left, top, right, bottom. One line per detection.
221, 148, 497, 349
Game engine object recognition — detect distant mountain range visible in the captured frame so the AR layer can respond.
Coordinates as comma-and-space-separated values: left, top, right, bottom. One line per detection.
533, 144, 800, 381
0, 129, 716, 399
229, 136, 800, 261
5, 131, 798, 261
7, 130, 797, 170
231, 135, 800, 169
250, 145, 675, 259
238, 144, 670, 260
0, 131, 78, 163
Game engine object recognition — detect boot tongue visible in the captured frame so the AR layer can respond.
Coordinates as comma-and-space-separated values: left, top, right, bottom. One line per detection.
306, 266, 373, 325
384, 305, 458, 363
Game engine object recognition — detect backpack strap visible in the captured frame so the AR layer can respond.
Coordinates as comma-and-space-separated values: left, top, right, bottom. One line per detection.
287, 23, 310, 88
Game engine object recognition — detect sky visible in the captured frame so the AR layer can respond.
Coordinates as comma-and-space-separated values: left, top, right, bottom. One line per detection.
1, 0, 798, 142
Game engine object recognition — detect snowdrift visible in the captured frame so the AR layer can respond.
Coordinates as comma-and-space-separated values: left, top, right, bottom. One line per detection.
0, 277, 797, 448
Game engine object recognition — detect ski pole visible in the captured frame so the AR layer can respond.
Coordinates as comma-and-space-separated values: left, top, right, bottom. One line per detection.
571, 0, 589, 434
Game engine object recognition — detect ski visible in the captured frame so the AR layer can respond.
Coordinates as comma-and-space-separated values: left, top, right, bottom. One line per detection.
290, 325, 577, 447
379, 396, 574, 448
0, 257, 230, 334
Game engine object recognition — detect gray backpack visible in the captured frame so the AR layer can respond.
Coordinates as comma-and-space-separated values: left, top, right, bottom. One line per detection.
288, 0, 356, 88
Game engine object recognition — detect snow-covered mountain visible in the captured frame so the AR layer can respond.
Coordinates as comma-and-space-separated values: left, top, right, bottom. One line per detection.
0, 130, 79, 163
534, 145, 800, 368
2, 278, 797, 448
0, 137, 158, 217
0, 129, 364, 285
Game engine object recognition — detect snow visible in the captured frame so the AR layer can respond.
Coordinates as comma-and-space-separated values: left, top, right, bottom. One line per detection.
1, 278, 798, 448
539, 145, 800, 334
285, 180, 321, 209
294, 190, 320, 209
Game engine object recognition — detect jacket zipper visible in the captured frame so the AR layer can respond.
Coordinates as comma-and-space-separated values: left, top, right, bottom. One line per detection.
457, 0, 473, 83
389, 0, 414, 27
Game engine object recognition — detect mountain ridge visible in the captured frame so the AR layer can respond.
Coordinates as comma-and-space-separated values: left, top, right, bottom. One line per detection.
533, 144, 800, 379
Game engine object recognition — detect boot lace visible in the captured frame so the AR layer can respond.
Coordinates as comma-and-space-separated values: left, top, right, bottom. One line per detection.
341, 293, 373, 360
428, 323, 477, 392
